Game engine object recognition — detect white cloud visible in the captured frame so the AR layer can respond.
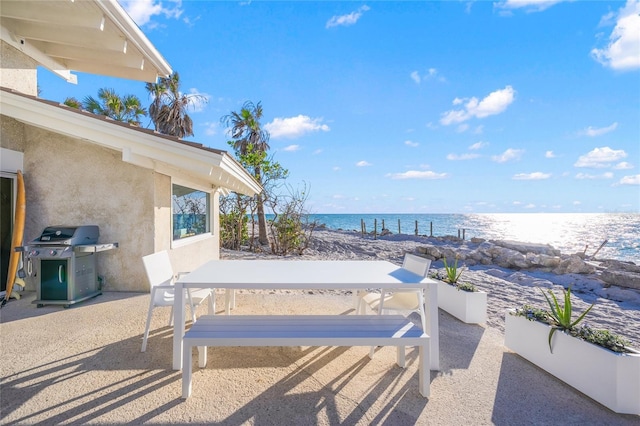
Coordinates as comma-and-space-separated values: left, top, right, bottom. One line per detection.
265, 115, 330, 139
495, 0, 566, 12
614, 161, 634, 170
313, 149, 323, 155
573, 201, 582, 205
446, 153, 480, 160
203, 121, 219, 136
545, 150, 556, 158
410, 68, 443, 84
440, 86, 516, 125
332, 166, 341, 171
575, 172, 614, 179
456, 124, 470, 133
386, 170, 449, 180
524, 203, 536, 209
356, 160, 372, 167
404, 140, 419, 147
513, 172, 551, 180
574, 146, 627, 168
591, 0, 640, 71
581, 122, 618, 137
469, 141, 488, 150
326, 5, 370, 28
119, 0, 184, 26
283, 144, 300, 152
492, 148, 524, 163
619, 174, 640, 185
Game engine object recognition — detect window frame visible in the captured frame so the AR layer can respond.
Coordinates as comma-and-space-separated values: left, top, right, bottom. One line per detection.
170, 180, 213, 248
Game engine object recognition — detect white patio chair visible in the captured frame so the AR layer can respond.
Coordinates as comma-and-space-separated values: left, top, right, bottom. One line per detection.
141, 250, 215, 352
357, 253, 431, 357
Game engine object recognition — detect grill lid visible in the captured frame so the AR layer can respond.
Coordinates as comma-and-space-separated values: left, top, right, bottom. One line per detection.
33, 225, 99, 246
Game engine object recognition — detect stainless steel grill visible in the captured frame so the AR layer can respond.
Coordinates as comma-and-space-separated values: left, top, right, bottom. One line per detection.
23, 225, 118, 308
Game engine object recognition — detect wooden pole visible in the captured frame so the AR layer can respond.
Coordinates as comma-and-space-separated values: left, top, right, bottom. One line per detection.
382, 219, 385, 230
414, 220, 418, 236
463, 229, 466, 240
361, 219, 365, 236
457, 229, 461, 239
374, 219, 378, 240
430, 221, 433, 237
398, 219, 401, 234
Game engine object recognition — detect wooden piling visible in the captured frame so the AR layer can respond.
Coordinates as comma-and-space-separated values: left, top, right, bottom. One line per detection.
430, 221, 433, 237
414, 220, 418, 236
374, 219, 377, 240
398, 219, 401, 234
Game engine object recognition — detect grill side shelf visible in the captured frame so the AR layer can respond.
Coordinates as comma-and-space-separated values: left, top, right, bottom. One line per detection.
74, 243, 119, 253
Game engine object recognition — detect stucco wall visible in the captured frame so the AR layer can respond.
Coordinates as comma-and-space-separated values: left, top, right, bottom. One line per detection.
0, 116, 26, 152
0, 40, 38, 96
21, 126, 156, 292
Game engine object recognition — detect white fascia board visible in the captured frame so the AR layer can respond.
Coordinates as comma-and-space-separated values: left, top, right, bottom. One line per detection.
96, 0, 172, 79
1, 91, 259, 195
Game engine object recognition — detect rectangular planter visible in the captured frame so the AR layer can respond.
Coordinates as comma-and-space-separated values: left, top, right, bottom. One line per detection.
436, 280, 487, 324
504, 312, 640, 415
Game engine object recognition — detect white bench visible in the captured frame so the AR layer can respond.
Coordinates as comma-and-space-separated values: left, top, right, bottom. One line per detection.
182, 315, 430, 398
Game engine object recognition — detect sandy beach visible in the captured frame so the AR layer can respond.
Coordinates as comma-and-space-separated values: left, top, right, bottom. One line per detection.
1, 228, 639, 424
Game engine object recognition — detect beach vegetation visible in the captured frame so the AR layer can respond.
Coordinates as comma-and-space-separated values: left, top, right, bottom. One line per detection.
266, 182, 317, 255
222, 101, 271, 246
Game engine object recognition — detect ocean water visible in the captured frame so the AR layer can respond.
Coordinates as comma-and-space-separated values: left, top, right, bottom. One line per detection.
308, 213, 640, 264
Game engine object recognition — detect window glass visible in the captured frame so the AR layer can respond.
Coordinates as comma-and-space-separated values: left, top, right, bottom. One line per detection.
172, 184, 210, 240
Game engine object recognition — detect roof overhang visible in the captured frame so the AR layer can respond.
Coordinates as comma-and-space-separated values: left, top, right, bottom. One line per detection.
1, 88, 261, 196
0, 0, 172, 83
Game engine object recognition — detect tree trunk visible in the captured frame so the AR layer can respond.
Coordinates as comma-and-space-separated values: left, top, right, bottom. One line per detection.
257, 195, 269, 246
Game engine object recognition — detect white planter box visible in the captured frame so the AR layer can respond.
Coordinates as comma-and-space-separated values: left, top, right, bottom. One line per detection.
504, 312, 640, 415
436, 280, 487, 324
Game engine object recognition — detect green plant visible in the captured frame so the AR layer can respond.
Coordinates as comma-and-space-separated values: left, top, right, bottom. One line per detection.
456, 282, 477, 292
442, 256, 463, 284
540, 287, 594, 353
513, 304, 551, 324
572, 325, 632, 354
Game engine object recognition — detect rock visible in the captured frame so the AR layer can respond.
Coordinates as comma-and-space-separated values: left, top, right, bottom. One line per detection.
470, 237, 486, 244
601, 270, 640, 290
553, 255, 596, 275
490, 239, 561, 257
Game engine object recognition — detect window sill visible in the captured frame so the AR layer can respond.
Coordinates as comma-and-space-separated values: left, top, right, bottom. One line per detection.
171, 232, 213, 249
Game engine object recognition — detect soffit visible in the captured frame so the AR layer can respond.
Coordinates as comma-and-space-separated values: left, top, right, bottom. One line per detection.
0, 0, 171, 83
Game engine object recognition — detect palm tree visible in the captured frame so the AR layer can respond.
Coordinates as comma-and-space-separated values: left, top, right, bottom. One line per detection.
145, 71, 205, 138
82, 88, 147, 126
63, 97, 82, 109
222, 101, 271, 245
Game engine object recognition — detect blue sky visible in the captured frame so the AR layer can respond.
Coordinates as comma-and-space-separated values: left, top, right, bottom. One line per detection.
37, 0, 640, 214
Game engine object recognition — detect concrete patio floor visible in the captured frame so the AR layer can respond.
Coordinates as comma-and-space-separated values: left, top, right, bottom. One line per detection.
1, 291, 637, 425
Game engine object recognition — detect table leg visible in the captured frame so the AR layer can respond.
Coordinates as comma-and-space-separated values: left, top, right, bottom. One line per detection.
173, 282, 186, 370
426, 282, 439, 370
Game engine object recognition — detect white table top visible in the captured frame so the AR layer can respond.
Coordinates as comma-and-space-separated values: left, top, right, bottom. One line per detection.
176, 259, 435, 289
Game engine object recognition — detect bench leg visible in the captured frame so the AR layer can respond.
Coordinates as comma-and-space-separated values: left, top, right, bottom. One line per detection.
419, 342, 430, 398
182, 343, 193, 399
197, 346, 207, 368
396, 346, 406, 368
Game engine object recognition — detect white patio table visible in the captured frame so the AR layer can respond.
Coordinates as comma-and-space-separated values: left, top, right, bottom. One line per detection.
173, 260, 439, 371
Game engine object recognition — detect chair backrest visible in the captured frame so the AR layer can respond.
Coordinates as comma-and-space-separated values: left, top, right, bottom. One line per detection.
402, 253, 431, 278
142, 250, 175, 290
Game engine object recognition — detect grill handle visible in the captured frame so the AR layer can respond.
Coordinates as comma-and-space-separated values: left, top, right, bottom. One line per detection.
58, 265, 64, 283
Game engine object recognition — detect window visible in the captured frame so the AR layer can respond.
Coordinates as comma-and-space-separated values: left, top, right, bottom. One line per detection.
172, 183, 210, 240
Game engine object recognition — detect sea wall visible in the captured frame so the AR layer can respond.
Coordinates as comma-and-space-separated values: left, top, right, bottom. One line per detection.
414, 236, 640, 291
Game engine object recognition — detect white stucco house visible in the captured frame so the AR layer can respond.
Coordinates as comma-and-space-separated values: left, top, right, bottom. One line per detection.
0, 0, 261, 293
